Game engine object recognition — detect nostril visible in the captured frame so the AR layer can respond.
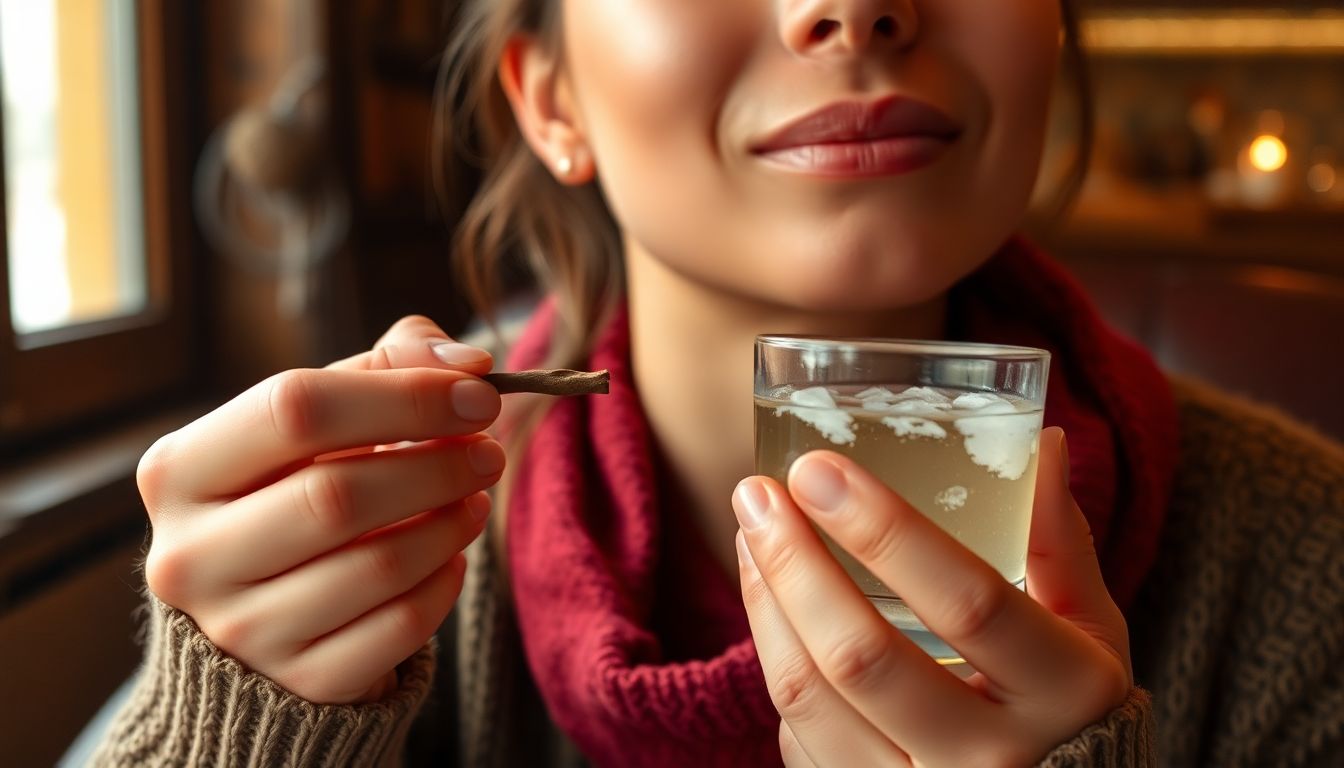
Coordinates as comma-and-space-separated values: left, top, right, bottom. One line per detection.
874, 16, 896, 37
809, 19, 839, 43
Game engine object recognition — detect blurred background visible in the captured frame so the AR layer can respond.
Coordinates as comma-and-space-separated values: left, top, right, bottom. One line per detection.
0, 0, 1340, 764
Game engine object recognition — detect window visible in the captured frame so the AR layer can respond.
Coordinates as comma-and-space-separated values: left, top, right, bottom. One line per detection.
2, 0, 146, 335
0, 0, 196, 448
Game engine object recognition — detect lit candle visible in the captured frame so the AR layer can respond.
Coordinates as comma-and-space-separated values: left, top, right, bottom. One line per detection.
1237, 112, 1291, 208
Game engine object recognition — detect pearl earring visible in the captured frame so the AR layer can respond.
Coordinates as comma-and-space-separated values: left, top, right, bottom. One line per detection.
557, 155, 574, 177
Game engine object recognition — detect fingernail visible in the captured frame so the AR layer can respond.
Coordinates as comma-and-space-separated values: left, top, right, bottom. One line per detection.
733, 479, 771, 531
431, 340, 491, 367
452, 379, 501, 421
791, 455, 848, 513
466, 492, 492, 523
735, 529, 758, 573
467, 439, 506, 476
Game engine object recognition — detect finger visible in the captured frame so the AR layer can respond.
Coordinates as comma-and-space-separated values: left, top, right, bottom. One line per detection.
778, 721, 820, 768
163, 366, 501, 500
227, 493, 490, 652
787, 451, 1109, 702
735, 526, 917, 768
273, 554, 467, 705
739, 528, 912, 768
741, 481, 983, 763
1027, 429, 1130, 666
327, 314, 494, 374
197, 437, 504, 584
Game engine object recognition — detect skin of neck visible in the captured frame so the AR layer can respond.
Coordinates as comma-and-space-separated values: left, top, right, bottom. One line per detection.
623, 237, 950, 582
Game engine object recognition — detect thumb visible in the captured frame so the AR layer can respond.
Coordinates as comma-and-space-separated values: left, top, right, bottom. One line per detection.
326, 314, 494, 374
1026, 428, 1123, 637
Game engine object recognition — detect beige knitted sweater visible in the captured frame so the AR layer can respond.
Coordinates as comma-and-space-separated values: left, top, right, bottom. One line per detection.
89, 378, 1344, 767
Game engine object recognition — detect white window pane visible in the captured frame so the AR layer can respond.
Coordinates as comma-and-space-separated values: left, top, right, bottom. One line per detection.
1, 0, 146, 335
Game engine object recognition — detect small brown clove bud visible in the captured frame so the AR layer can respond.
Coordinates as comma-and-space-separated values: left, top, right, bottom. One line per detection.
482, 369, 610, 396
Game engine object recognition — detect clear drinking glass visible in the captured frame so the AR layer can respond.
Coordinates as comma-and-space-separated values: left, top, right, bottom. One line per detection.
753, 336, 1050, 663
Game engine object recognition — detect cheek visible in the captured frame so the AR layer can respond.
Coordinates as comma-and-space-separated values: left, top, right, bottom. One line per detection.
563, 1, 752, 239
955, 3, 1061, 219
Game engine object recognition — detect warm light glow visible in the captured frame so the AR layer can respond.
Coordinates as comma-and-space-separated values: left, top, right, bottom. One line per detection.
1307, 163, 1337, 194
1084, 12, 1344, 55
1248, 135, 1288, 173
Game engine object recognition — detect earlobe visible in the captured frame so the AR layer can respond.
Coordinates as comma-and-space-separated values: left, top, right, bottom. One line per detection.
497, 35, 594, 185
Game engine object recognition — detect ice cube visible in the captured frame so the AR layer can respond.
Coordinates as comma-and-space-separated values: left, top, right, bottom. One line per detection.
779, 386, 856, 445
895, 386, 952, 405
886, 399, 948, 419
882, 416, 948, 440
855, 386, 897, 401
953, 411, 1042, 480
951, 392, 1016, 416
935, 485, 969, 511
789, 386, 838, 409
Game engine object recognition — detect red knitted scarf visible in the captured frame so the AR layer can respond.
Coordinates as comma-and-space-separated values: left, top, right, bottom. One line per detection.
504, 237, 1180, 766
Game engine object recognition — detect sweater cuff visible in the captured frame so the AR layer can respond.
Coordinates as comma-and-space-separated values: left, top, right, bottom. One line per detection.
90, 596, 437, 767
1036, 687, 1156, 768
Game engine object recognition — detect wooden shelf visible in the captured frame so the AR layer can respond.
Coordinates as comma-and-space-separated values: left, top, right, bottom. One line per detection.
1082, 10, 1344, 57
1030, 187, 1344, 275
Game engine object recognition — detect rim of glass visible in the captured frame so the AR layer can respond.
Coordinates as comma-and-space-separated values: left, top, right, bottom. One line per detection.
756, 335, 1049, 361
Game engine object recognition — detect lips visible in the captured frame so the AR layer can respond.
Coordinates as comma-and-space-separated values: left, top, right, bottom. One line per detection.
750, 96, 961, 177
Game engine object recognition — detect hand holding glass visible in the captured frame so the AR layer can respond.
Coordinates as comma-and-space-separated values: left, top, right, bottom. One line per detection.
753, 336, 1050, 663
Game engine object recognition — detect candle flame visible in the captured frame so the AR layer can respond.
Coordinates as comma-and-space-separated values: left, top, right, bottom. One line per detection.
1249, 135, 1287, 173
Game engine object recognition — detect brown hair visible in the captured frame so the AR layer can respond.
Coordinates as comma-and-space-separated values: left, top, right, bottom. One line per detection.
435, 0, 621, 374
436, 0, 1093, 376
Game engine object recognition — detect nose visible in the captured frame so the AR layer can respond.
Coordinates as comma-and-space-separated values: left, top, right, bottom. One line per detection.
780, 0, 918, 58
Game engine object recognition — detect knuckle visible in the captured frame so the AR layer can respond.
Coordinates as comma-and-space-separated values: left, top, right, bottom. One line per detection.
393, 314, 436, 335
846, 512, 908, 566
271, 660, 334, 703
818, 631, 890, 692
1079, 656, 1131, 711
769, 652, 824, 722
201, 612, 256, 657
298, 468, 357, 534
739, 569, 774, 612
754, 534, 807, 585
398, 368, 453, 426
265, 370, 321, 444
404, 370, 436, 426
388, 599, 434, 642
143, 541, 194, 606
368, 344, 396, 371
939, 573, 1011, 643
136, 433, 179, 510
379, 314, 441, 348
361, 540, 406, 586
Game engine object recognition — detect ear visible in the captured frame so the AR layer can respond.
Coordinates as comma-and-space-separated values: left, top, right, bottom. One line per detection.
498, 34, 594, 186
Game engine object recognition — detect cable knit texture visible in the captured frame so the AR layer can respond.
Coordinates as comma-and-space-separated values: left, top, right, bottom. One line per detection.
1037, 688, 1156, 767
88, 594, 436, 767
1129, 377, 1344, 768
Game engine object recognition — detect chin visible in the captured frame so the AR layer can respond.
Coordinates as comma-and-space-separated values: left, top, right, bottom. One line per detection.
759, 269, 953, 315
763, 240, 964, 311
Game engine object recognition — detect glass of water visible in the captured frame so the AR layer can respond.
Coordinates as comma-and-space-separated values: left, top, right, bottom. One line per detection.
753, 336, 1050, 663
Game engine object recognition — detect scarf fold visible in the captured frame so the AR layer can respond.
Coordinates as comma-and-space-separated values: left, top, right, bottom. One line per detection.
505, 236, 1180, 766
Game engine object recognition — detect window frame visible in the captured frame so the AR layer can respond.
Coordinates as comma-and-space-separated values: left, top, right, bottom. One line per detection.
0, 0, 199, 450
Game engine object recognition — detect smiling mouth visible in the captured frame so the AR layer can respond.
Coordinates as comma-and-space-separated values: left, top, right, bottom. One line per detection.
754, 136, 956, 178
750, 95, 962, 178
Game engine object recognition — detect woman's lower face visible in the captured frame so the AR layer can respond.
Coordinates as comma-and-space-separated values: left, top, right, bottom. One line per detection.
559, 0, 1063, 311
